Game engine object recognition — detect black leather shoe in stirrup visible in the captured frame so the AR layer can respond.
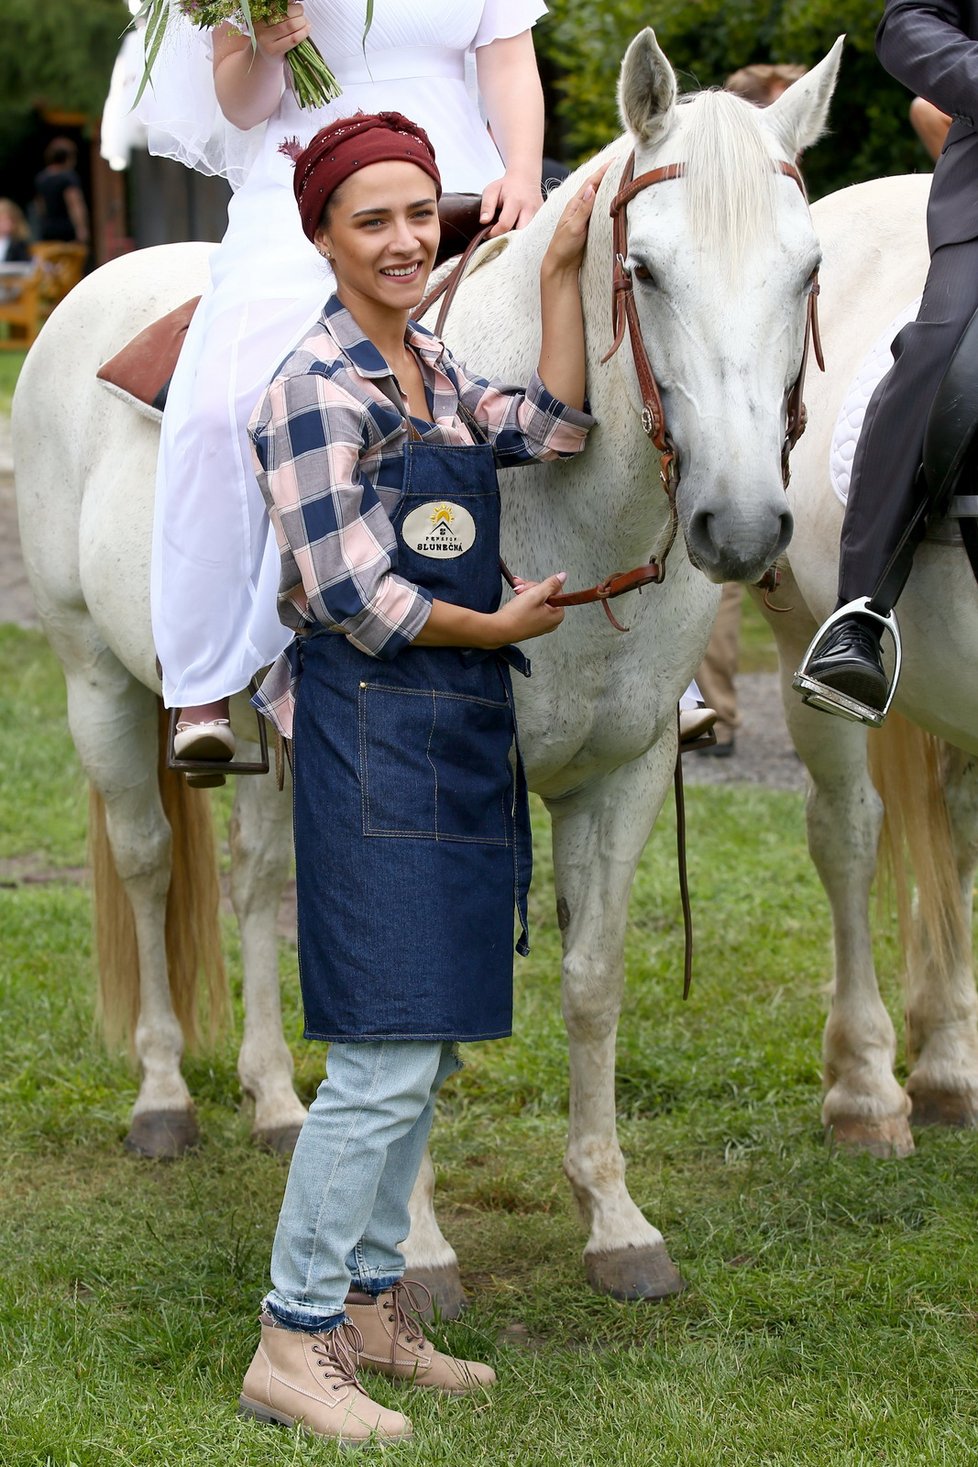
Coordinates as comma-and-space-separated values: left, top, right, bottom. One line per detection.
793, 598, 901, 727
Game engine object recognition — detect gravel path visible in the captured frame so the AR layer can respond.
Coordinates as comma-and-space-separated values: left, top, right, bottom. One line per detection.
0, 414, 803, 794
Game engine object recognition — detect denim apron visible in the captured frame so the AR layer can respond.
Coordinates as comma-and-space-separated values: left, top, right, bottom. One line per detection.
291, 418, 532, 1043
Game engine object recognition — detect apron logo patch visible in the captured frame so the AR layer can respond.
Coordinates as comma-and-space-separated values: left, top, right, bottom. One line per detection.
402, 501, 477, 558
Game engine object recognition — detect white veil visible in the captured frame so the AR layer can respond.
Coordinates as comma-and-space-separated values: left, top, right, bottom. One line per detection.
133, 2, 268, 189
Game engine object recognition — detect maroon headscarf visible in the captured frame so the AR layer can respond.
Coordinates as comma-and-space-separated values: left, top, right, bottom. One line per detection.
283, 112, 442, 242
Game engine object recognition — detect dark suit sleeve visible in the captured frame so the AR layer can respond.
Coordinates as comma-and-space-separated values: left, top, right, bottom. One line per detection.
877, 0, 978, 120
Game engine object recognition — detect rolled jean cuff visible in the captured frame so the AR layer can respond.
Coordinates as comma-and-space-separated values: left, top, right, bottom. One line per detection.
349, 1271, 402, 1296
263, 1293, 347, 1334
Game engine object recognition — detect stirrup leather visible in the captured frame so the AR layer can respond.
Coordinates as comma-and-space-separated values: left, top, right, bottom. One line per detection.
166, 678, 270, 786
792, 597, 902, 729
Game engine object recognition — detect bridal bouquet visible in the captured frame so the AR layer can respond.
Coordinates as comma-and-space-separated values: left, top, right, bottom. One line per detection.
133, 0, 346, 110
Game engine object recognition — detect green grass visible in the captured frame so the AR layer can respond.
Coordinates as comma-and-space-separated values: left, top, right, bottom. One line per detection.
0, 349, 26, 415
2, 626, 976, 1465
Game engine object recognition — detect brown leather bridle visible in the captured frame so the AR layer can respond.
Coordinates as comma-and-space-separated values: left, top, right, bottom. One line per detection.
421, 147, 823, 627
602, 149, 824, 509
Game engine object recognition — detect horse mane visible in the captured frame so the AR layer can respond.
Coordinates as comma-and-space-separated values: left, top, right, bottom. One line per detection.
678, 89, 778, 268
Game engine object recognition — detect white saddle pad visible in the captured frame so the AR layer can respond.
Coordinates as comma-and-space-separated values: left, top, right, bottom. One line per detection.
829, 297, 921, 506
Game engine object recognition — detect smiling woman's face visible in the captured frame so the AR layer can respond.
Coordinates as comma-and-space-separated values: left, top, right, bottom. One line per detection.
315, 159, 441, 317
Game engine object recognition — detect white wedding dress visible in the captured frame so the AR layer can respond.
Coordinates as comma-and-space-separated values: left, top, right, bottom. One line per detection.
140, 0, 546, 706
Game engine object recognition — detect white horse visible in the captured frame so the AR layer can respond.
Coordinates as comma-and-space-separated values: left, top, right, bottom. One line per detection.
756, 169, 978, 1159
13, 31, 841, 1304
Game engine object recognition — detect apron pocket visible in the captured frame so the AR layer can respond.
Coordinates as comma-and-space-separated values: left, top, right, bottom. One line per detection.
358, 682, 514, 846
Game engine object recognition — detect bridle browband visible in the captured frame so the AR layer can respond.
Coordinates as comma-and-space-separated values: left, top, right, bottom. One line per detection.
602, 149, 824, 508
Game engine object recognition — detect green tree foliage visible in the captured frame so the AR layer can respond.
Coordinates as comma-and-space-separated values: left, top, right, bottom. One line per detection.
0, 0, 126, 157
536, 1, 931, 198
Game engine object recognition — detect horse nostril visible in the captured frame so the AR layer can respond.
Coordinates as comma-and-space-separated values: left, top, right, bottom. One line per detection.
777, 507, 795, 550
687, 508, 715, 557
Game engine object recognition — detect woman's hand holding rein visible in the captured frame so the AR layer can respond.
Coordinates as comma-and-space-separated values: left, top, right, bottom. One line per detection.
413, 573, 568, 649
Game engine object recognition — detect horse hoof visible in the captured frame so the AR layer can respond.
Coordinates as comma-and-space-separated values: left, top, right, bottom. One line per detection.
584, 1243, 686, 1301
402, 1266, 468, 1321
826, 1116, 914, 1158
254, 1122, 303, 1156
908, 1086, 978, 1129
124, 1110, 199, 1159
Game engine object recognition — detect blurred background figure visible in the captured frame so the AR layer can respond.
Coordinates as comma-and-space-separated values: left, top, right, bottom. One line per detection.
33, 137, 90, 248
725, 62, 807, 107
909, 96, 951, 162
0, 200, 32, 263
693, 59, 808, 758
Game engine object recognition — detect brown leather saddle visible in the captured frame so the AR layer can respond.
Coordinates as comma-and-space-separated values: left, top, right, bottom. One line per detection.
97, 194, 486, 414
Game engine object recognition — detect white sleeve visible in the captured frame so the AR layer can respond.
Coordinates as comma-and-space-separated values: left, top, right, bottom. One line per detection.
472, 0, 548, 49
133, 3, 265, 189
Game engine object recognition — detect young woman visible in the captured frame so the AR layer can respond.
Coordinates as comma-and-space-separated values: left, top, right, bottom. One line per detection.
238, 111, 601, 1444
137, 0, 549, 762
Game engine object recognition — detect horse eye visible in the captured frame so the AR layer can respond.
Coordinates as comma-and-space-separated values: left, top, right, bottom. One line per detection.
633, 262, 656, 285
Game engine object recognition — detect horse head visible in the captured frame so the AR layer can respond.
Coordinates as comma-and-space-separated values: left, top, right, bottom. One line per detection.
610, 29, 843, 584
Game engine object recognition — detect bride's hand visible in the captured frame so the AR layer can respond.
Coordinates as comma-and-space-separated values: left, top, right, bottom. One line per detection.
254, 2, 311, 60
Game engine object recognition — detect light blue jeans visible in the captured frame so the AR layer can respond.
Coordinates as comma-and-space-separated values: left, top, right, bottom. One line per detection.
264, 1039, 460, 1332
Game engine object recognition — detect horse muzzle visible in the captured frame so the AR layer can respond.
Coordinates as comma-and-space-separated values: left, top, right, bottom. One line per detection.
681, 492, 794, 585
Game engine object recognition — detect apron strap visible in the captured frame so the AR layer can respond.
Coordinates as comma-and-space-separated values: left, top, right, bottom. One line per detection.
374, 373, 425, 442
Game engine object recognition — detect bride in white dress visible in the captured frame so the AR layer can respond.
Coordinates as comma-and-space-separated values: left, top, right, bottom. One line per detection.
139, 0, 547, 746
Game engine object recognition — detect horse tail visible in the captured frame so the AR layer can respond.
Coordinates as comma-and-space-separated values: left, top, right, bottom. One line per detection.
868, 714, 964, 983
90, 702, 228, 1053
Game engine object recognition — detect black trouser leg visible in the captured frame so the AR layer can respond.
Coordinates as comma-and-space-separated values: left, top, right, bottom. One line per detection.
838, 236, 978, 607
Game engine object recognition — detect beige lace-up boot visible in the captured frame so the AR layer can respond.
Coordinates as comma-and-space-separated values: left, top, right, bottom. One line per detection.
346, 1281, 496, 1393
239, 1315, 413, 1442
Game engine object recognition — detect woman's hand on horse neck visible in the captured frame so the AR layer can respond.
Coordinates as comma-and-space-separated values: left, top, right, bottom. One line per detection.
535, 166, 609, 412
413, 575, 568, 650
213, 6, 311, 130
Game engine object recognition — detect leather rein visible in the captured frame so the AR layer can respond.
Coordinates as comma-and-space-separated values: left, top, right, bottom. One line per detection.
420, 148, 823, 632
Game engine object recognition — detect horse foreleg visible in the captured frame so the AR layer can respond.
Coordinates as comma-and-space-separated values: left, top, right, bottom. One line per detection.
229, 763, 307, 1153
771, 594, 911, 1157
62, 641, 197, 1156
402, 1150, 466, 1320
550, 746, 686, 1300
904, 744, 978, 1128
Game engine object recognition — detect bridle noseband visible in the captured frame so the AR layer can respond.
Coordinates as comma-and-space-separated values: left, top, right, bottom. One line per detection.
602, 149, 824, 507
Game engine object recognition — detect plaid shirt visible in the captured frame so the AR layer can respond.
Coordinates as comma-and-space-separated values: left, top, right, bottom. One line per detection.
249, 295, 594, 736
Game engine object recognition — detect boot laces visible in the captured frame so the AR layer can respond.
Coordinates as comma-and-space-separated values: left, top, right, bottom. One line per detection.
312, 1321, 369, 1394
385, 1280, 432, 1360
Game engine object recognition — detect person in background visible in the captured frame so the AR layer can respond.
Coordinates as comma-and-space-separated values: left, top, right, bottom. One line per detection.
0, 200, 32, 263
33, 138, 90, 247
692, 61, 808, 758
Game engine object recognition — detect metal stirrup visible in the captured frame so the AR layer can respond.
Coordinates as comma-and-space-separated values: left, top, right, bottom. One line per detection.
166, 677, 270, 785
792, 597, 903, 728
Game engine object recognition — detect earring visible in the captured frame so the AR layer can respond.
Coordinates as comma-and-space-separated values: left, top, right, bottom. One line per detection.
319, 247, 332, 261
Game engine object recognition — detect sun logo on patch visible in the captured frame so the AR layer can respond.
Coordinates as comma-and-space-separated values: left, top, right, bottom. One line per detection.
402, 500, 477, 559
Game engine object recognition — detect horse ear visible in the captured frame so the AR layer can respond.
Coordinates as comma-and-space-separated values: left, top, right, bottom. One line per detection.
618, 28, 677, 144
763, 36, 845, 156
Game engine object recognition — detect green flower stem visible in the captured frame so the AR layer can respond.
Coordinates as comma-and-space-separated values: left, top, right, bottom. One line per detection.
287, 39, 341, 108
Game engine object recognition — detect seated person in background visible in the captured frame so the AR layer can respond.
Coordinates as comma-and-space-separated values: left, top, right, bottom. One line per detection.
0, 200, 32, 263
